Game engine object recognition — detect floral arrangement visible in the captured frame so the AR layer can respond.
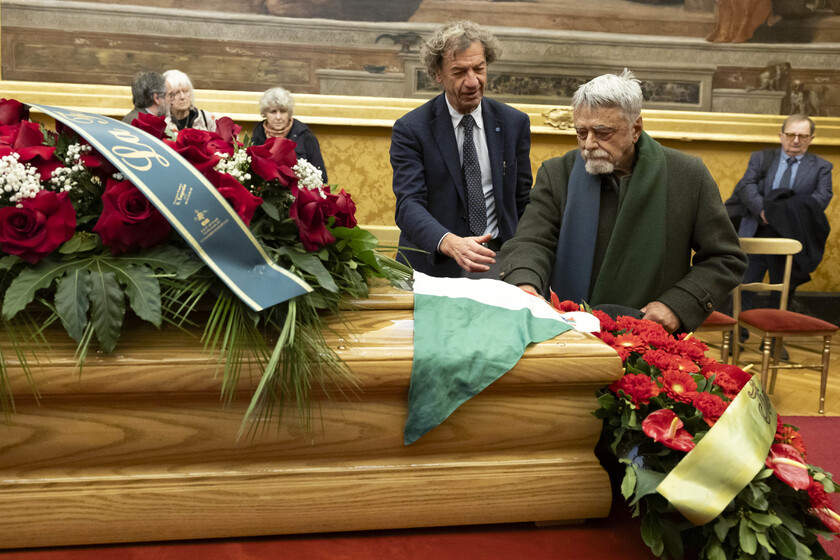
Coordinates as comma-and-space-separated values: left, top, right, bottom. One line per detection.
550, 296, 840, 560
0, 98, 410, 430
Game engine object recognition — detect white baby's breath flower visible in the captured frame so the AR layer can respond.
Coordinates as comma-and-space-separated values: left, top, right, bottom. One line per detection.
293, 159, 324, 191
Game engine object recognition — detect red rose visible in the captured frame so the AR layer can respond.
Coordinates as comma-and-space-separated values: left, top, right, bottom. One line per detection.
1, 121, 63, 180
290, 187, 335, 251
326, 187, 357, 229
209, 173, 262, 226
0, 99, 28, 126
93, 179, 171, 255
131, 113, 169, 139
247, 137, 298, 186
0, 190, 76, 263
608, 373, 661, 406
215, 117, 242, 146
174, 128, 234, 158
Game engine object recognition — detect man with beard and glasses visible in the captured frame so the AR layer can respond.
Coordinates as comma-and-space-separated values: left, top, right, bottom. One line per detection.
500, 70, 747, 333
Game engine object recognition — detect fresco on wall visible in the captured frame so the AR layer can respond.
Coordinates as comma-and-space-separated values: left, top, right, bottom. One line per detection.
2, 0, 840, 115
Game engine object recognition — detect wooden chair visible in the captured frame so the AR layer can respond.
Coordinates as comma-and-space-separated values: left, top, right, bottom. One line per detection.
696, 311, 737, 364
733, 237, 838, 414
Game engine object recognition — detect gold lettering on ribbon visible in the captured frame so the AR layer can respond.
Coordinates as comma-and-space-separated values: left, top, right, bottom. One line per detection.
747, 379, 774, 425
53, 110, 110, 125
107, 129, 171, 172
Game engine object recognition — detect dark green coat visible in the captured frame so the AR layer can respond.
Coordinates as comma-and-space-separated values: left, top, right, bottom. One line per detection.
500, 139, 747, 332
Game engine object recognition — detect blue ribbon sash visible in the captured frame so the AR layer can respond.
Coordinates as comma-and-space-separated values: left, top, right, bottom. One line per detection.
30, 104, 311, 311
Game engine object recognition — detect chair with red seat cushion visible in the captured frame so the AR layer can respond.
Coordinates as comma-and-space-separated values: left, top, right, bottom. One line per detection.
735, 237, 838, 414
696, 310, 738, 363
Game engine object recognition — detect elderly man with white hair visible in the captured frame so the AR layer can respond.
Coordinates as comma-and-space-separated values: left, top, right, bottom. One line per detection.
163, 69, 217, 132
500, 69, 747, 333
252, 86, 328, 183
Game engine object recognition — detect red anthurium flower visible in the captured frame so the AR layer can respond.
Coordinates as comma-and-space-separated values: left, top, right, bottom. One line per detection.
692, 392, 729, 427
808, 481, 840, 533
775, 425, 807, 456
642, 409, 695, 452
609, 373, 661, 406
657, 370, 698, 404
765, 443, 811, 490
702, 363, 752, 399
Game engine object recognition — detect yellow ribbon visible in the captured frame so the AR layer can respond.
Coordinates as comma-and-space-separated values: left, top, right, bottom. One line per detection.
656, 378, 777, 525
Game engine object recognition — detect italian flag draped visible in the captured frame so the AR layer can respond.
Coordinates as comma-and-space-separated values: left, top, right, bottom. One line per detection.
404, 272, 580, 444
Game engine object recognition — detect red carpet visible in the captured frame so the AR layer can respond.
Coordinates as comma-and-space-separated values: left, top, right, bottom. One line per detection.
0, 416, 836, 560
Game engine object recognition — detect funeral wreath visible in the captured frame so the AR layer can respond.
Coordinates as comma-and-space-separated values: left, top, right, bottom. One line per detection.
0, 98, 410, 433
548, 296, 840, 560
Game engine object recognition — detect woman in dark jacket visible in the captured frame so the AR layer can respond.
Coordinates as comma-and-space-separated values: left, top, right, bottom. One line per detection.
252, 87, 328, 183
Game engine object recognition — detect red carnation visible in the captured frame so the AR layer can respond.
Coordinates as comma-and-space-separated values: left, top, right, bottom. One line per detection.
657, 370, 698, 404
609, 373, 661, 406
289, 186, 335, 251
692, 392, 729, 427
674, 334, 708, 360
0, 190, 76, 263
591, 309, 618, 332
594, 331, 616, 345
93, 179, 171, 254
550, 292, 580, 313
643, 348, 678, 372
0, 99, 29, 126
702, 362, 752, 399
642, 409, 695, 452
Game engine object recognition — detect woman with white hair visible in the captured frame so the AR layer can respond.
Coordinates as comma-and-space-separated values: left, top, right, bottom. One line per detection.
252, 86, 328, 183
163, 69, 217, 132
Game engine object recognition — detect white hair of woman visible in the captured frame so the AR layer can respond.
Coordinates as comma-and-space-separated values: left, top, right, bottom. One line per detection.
571, 69, 643, 125
259, 87, 296, 117
162, 69, 196, 106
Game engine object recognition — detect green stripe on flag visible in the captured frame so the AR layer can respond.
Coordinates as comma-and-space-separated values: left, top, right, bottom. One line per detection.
404, 273, 574, 444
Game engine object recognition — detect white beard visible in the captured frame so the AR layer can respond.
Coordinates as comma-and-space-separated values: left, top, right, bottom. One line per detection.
582, 149, 614, 175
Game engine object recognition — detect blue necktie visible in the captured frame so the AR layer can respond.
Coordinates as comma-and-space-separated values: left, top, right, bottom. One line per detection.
778, 157, 797, 190
461, 115, 486, 237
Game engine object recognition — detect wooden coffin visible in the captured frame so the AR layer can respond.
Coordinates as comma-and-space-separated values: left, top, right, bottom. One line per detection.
0, 290, 622, 549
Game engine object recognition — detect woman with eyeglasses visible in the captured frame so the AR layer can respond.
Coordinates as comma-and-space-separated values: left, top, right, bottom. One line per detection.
162, 69, 217, 132
252, 86, 328, 183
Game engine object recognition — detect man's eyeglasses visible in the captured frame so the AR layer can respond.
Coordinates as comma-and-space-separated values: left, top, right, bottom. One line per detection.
783, 132, 813, 141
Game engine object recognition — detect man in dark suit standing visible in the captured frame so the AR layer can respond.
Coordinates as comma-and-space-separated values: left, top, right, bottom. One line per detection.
390, 21, 532, 278
734, 114, 833, 317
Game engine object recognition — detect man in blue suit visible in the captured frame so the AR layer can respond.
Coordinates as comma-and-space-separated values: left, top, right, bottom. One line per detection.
390, 21, 532, 278
733, 114, 833, 322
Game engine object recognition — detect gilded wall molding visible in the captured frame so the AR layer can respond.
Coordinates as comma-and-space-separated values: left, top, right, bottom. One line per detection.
4, 80, 840, 145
